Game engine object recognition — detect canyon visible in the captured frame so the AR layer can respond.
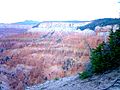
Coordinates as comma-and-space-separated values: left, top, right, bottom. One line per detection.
0, 21, 111, 90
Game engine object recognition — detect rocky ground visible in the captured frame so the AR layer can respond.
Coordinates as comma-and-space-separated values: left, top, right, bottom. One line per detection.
26, 67, 120, 90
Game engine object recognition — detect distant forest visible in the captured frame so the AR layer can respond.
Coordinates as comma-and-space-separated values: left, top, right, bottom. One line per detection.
78, 18, 120, 30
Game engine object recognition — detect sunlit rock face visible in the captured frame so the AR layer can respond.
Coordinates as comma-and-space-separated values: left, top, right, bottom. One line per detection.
0, 22, 110, 90
28, 21, 90, 32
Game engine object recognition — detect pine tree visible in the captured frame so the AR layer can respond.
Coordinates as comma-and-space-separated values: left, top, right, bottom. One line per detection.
90, 29, 120, 74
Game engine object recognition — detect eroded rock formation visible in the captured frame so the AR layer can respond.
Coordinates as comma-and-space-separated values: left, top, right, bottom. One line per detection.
0, 21, 114, 89
0, 29, 106, 90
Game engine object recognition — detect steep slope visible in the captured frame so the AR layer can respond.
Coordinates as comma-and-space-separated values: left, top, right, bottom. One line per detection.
26, 67, 120, 90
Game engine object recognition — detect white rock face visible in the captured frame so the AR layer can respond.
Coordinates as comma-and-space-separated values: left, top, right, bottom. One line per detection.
28, 22, 96, 38
81, 29, 96, 36
28, 22, 90, 32
95, 25, 119, 31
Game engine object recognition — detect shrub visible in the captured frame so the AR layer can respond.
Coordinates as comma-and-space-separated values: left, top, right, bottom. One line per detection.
109, 30, 120, 67
79, 71, 92, 79
91, 30, 120, 74
80, 28, 120, 79
54, 77, 59, 80
90, 43, 111, 73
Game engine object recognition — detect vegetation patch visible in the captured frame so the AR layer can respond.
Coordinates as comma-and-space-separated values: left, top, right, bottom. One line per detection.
78, 18, 120, 30
80, 28, 120, 79
54, 77, 59, 80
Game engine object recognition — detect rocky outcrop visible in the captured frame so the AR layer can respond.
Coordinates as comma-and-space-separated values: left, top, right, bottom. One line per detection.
26, 67, 120, 90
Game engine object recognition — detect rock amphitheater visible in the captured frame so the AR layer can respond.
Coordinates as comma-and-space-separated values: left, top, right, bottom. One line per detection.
0, 22, 111, 90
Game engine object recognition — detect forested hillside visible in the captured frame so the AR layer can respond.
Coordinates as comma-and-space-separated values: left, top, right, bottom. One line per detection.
78, 18, 120, 30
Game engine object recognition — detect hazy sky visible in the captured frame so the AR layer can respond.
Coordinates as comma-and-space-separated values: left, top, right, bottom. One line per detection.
0, 0, 119, 23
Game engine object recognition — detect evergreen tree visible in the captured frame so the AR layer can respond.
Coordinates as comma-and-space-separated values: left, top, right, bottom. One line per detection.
90, 29, 120, 74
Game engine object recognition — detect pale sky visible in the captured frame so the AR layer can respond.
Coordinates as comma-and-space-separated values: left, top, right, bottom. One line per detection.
0, 0, 119, 23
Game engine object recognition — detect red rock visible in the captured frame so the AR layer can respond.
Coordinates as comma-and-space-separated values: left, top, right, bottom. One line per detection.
0, 30, 107, 89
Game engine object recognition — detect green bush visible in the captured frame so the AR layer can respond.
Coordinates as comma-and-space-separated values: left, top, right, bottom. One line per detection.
90, 43, 111, 73
79, 71, 92, 79
91, 29, 120, 74
54, 77, 59, 80
109, 30, 120, 66
80, 29, 120, 79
